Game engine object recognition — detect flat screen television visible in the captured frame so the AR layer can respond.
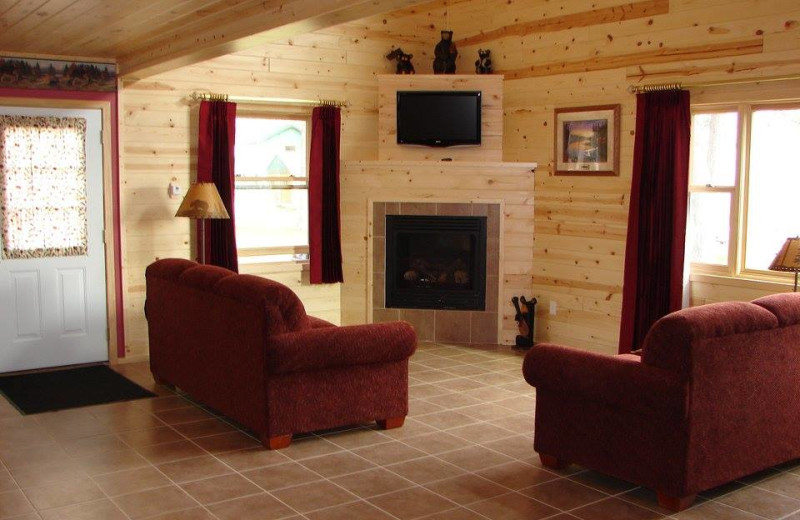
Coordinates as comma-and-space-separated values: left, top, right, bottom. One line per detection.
396, 91, 481, 147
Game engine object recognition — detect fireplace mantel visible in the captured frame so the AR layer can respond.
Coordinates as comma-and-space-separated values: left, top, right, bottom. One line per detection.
340, 160, 537, 345
339, 73, 537, 345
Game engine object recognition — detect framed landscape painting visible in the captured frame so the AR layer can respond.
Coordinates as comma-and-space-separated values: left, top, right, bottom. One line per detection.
554, 104, 620, 176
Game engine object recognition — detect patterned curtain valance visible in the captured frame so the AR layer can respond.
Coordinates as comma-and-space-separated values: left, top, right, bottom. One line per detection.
0, 115, 88, 259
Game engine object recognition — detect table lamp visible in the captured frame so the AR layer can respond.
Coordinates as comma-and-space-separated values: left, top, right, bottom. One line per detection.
175, 182, 230, 264
769, 237, 800, 292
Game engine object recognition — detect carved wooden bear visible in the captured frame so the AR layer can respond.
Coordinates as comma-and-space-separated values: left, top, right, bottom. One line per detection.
433, 31, 458, 74
475, 48, 492, 74
386, 48, 415, 74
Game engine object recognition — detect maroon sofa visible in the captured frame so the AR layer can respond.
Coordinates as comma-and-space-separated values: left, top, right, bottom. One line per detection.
145, 258, 417, 449
523, 293, 800, 511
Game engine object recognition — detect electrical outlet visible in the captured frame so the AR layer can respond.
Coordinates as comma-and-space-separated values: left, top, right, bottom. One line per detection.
549, 300, 557, 315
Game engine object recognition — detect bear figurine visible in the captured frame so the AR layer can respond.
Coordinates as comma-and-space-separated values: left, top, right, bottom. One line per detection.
433, 30, 458, 74
386, 48, 415, 74
475, 48, 492, 74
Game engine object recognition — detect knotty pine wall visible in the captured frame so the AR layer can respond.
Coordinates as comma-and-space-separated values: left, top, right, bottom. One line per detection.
474, 0, 800, 352
118, 0, 800, 357
118, 22, 426, 359
365, 0, 800, 353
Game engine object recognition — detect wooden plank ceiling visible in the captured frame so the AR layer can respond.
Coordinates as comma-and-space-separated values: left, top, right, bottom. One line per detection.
0, 0, 429, 79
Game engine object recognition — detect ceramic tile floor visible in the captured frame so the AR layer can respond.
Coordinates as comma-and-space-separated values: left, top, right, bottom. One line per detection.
2, 341, 800, 520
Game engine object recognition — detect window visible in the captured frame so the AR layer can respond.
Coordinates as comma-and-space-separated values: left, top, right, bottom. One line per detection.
744, 108, 800, 270
687, 103, 800, 277
686, 111, 738, 267
0, 115, 88, 259
234, 116, 309, 264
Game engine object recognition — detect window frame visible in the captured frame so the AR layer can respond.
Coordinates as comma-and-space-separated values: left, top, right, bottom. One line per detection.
233, 107, 312, 263
689, 99, 800, 284
688, 105, 743, 276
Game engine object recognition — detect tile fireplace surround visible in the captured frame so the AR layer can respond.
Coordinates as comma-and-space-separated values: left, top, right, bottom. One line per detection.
372, 201, 500, 344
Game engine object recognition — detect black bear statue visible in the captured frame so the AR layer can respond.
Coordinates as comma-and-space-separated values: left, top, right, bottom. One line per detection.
386, 48, 415, 74
475, 48, 492, 74
433, 30, 458, 74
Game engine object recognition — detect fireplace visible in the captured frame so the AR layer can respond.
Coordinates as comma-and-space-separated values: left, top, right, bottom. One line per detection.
385, 215, 487, 311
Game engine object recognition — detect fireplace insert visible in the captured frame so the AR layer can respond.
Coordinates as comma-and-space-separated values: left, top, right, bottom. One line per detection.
385, 215, 486, 310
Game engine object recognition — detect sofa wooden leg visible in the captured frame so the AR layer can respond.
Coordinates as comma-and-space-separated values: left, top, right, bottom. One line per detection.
539, 453, 569, 470
656, 492, 696, 512
377, 416, 405, 430
152, 374, 175, 390
261, 434, 292, 450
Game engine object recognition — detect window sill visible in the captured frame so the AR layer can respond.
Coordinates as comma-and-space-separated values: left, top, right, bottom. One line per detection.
689, 272, 794, 292
257, 260, 310, 268
238, 259, 310, 277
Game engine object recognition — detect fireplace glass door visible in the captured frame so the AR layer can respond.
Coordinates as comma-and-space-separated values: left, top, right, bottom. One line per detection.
385, 215, 486, 310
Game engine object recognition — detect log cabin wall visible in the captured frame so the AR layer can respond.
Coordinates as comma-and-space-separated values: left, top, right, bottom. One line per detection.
118, 0, 800, 357
422, 0, 800, 354
118, 19, 431, 359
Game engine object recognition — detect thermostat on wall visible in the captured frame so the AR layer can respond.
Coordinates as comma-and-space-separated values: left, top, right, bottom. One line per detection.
168, 183, 182, 199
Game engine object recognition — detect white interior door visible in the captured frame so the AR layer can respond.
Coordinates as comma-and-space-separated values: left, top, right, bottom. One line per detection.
0, 106, 107, 373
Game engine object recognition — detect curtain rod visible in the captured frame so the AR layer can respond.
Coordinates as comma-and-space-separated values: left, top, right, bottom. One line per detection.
190, 91, 348, 107
628, 73, 800, 94
627, 82, 682, 94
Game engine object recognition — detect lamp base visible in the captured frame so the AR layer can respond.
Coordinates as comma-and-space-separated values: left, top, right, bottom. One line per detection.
201, 219, 207, 264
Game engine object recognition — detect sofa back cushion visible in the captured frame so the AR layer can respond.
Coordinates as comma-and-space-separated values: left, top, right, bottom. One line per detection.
214, 274, 309, 335
145, 259, 309, 336
752, 293, 800, 327
641, 301, 779, 376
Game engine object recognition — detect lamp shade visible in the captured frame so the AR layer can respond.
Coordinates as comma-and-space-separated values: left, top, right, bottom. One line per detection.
769, 237, 800, 272
175, 182, 230, 219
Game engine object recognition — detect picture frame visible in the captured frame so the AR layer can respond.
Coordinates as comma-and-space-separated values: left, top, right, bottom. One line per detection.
554, 104, 620, 176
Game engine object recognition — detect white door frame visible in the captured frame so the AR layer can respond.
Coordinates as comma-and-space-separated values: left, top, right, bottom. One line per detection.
0, 96, 120, 365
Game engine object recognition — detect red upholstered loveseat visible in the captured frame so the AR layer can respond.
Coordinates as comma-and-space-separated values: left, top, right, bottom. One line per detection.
145, 258, 417, 449
523, 293, 800, 511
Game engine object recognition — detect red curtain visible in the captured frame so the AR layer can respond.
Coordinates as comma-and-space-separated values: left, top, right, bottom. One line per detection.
619, 90, 691, 353
308, 106, 344, 284
197, 100, 238, 272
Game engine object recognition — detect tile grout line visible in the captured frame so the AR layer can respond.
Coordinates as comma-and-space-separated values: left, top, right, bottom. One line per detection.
9, 342, 800, 519
88, 394, 224, 520
0, 452, 42, 519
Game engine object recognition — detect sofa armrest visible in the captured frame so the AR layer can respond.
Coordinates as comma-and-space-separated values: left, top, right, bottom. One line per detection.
523, 344, 687, 416
266, 321, 417, 374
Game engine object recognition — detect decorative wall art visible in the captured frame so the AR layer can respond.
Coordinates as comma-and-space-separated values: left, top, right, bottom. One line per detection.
0, 56, 116, 92
554, 104, 620, 176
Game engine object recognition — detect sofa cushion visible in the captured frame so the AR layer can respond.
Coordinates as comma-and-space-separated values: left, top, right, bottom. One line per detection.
145, 258, 196, 281
642, 301, 778, 375
308, 316, 336, 329
178, 264, 235, 291
752, 293, 800, 326
215, 275, 309, 334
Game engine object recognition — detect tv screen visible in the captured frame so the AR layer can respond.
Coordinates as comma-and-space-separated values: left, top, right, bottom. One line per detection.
396, 91, 481, 147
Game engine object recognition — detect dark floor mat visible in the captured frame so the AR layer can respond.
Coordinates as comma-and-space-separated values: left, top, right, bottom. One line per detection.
0, 365, 156, 415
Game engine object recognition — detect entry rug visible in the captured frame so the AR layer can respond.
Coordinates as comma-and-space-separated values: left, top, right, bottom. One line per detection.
0, 365, 156, 414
